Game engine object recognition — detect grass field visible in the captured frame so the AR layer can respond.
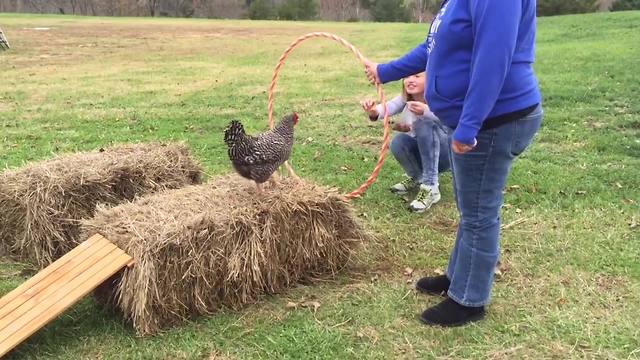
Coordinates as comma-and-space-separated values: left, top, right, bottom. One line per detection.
0, 11, 639, 360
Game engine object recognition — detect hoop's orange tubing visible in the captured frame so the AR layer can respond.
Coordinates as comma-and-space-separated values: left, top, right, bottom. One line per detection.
267, 32, 390, 200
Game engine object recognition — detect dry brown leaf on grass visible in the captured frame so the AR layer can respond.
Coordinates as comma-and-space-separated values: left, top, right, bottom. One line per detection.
356, 326, 380, 345
301, 301, 321, 312
285, 301, 298, 309
285, 299, 321, 312
501, 218, 528, 230
557, 297, 567, 305
207, 350, 237, 360
403, 267, 414, 277
494, 260, 510, 280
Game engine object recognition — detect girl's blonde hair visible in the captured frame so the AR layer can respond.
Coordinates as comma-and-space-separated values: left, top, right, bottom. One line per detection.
401, 72, 426, 103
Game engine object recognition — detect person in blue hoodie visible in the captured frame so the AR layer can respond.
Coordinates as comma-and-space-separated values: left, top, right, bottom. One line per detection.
364, 0, 543, 326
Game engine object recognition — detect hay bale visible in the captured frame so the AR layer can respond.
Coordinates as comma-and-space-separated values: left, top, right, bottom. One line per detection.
0, 143, 202, 267
81, 175, 365, 336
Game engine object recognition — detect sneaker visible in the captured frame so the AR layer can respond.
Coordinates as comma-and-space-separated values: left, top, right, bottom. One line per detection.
409, 185, 441, 213
390, 177, 419, 194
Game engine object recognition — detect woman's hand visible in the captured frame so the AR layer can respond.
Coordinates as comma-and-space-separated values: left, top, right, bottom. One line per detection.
451, 139, 477, 154
406, 101, 428, 116
363, 58, 380, 85
360, 99, 378, 119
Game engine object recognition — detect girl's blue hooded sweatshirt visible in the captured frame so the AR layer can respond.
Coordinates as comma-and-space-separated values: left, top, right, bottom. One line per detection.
377, 0, 541, 145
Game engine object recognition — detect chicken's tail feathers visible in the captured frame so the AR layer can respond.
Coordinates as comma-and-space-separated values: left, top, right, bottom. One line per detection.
224, 120, 245, 146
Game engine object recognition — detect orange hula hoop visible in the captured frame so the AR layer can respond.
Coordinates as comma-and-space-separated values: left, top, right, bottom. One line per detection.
267, 32, 390, 200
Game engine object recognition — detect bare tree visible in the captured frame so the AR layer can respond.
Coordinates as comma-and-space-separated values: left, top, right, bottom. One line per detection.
596, 0, 616, 11
0, 0, 14, 12
199, 0, 245, 19
23, 0, 44, 12
174, 0, 197, 17
407, 0, 439, 22
142, 0, 159, 15
319, 0, 363, 21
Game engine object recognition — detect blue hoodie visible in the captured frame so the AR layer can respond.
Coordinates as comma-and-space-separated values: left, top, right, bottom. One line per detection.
377, 0, 541, 145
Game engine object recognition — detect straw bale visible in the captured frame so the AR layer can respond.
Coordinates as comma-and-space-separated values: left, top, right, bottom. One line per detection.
82, 175, 365, 336
0, 143, 202, 267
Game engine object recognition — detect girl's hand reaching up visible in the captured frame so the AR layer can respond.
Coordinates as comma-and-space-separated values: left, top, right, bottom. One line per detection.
406, 101, 428, 116
360, 99, 378, 119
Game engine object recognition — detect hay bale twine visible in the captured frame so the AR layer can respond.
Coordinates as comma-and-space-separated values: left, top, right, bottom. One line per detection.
81, 175, 366, 336
0, 143, 202, 267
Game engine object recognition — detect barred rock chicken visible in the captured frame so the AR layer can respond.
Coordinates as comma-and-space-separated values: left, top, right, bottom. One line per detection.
224, 113, 298, 193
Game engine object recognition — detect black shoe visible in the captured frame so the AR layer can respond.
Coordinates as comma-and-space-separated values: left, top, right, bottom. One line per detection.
415, 275, 450, 296
419, 298, 485, 327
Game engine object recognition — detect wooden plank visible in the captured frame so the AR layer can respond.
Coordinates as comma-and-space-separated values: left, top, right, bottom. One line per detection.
0, 235, 111, 321
0, 235, 110, 319
0, 234, 105, 310
0, 235, 105, 309
0, 251, 132, 358
0, 242, 117, 331
0, 248, 127, 340
0, 238, 110, 322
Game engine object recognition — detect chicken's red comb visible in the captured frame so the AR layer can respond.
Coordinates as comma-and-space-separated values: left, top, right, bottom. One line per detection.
293, 112, 299, 124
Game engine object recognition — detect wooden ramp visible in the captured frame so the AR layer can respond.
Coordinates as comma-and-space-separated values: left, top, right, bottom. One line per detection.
0, 234, 133, 357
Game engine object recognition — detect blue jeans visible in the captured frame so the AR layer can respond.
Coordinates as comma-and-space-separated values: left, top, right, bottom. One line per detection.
389, 119, 450, 186
446, 104, 543, 306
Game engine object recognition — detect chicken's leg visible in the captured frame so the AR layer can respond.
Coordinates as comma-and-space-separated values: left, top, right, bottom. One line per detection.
267, 174, 279, 189
284, 161, 299, 179
255, 182, 263, 194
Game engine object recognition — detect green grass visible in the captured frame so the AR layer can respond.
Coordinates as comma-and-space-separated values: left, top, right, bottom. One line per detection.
1, 11, 639, 359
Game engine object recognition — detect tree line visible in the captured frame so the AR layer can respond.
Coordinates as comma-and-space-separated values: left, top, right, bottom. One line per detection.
0, 0, 638, 22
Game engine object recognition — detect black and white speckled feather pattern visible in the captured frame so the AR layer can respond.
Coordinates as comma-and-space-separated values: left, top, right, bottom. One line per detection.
223, 114, 296, 183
